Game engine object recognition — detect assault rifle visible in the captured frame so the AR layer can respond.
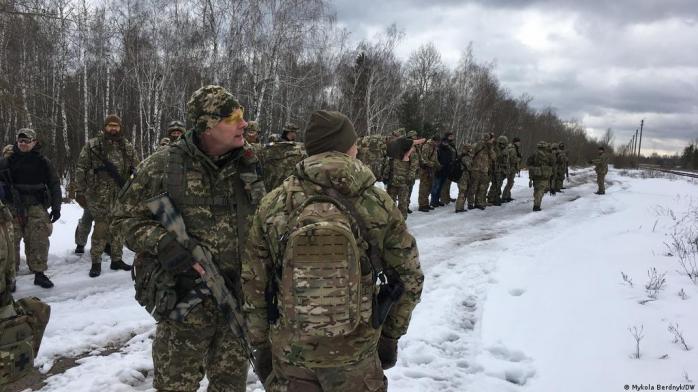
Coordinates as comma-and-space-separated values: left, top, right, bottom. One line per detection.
146, 193, 255, 368
93, 151, 127, 188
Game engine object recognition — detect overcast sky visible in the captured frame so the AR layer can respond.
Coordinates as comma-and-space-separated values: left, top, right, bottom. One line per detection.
332, 0, 698, 155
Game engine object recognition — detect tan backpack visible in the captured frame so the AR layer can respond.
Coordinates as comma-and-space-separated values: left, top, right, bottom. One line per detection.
0, 297, 51, 385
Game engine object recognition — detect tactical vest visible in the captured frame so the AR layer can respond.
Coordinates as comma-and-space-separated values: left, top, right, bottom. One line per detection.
0, 297, 50, 385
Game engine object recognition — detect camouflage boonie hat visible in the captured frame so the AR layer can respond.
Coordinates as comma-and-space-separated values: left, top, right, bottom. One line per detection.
16, 128, 36, 140
187, 85, 241, 133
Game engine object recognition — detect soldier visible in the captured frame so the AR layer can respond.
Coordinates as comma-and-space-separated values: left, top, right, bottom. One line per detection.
356, 134, 388, 182
501, 137, 522, 203
591, 146, 608, 194
281, 122, 299, 142
526, 142, 553, 211
437, 132, 458, 206
557, 142, 569, 190
0, 129, 60, 289
417, 136, 439, 212
385, 136, 425, 218
468, 133, 496, 210
454, 143, 473, 213
0, 200, 15, 297
76, 114, 138, 277
241, 110, 423, 391
260, 133, 307, 192
167, 120, 186, 142
486, 135, 510, 206
550, 143, 561, 193
405, 131, 420, 213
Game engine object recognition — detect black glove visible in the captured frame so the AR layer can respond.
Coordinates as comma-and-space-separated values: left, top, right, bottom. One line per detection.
252, 345, 273, 384
49, 208, 61, 223
377, 335, 399, 370
157, 232, 196, 273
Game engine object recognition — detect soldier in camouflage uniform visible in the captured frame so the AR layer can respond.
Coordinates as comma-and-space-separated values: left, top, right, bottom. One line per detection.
417, 136, 439, 212
356, 135, 388, 182
438, 133, 457, 206
405, 131, 420, 213
260, 136, 307, 192
454, 143, 473, 213
501, 137, 522, 203
67, 180, 93, 254
385, 136, 425, 219
591, 146, 608, 194
0, 201, 15, 298
556, 143, 569, 191
526, 142, 553, 211
1, 129, 61, 288
245, 121, 263, 156
281, 123, 299, 142
76, 115, 138, 277
486, 135, 509, 206
167, 120, 186, 142
550, 143, 561, 193
113, 85, 266, 392
241, 110, 423, 392
468, 133, 496, 210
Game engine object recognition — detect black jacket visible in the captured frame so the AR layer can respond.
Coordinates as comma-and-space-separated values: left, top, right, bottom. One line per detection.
2, 144, 61, 211
437, 140, 457, 178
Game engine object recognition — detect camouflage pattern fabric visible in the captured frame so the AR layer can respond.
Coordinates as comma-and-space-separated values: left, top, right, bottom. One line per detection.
265, 353, 387, 392
186, 85, 241, 134
76, 133, 138, 264
385, 158, 412, 218
553, 146, 567, 191
260, 142, 307, 192
0, 201, 15, 304
356, 135, 387, 182
550, 145, 561, 192
468, 171, 489, 209
455, 147, 473, 211
486, 141, 509, 205
152, 297, 248, 392
13, 205, 52, 273
592, 151, 609, 193
112, 131, 265, 391
417, 140, 438, 209
527, 145, 553, 209
242, 151, 423, 370
501, 143, 521, 201
74, 208, 93, 247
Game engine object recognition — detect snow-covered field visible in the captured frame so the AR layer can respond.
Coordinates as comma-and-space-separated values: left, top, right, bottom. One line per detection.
11, 168, 698, 392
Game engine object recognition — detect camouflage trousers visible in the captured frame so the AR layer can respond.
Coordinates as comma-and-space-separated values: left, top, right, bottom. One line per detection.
153, 297, 248, 392
417, 170, 434, 208
387, 185, 409, 219
532, 179, 548, 208
13, 205, 52, 273
487, 174, 505, 205
265, 353, 387, 392
502, 173, 516, 200
554, 171, 565, 191
455, 176, 470, 211
75, 208, 94, 247
406, 179, 416, 208
440, 179, 452, 205
89, 210, 123, 264
596, 171, 606, 193
468, 170, 489, 208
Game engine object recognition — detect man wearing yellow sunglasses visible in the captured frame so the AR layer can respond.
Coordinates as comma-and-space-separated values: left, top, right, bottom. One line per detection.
113, 85, 266, 392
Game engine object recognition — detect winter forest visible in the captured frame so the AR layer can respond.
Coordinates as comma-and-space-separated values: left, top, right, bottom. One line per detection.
0, 0, 606, 178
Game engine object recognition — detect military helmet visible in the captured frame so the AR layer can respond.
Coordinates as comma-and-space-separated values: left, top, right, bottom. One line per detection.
187, 85, 241, 133
496, 135, 508, 144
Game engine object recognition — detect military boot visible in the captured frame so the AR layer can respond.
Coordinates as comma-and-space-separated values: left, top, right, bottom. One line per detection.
75, 244, 85, 254
110, 259, 132, 271
418, 206, 431, 212
533, 206, 542, 212
455, 209, 466, 213
89, 263, 101, 278
34, 272, 54, 288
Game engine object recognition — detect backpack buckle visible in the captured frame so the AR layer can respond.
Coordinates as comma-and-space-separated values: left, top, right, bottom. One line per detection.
376, 270, 387, 287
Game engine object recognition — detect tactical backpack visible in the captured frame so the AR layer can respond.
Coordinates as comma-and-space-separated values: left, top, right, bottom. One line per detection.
0, 297, 51, 385
270, 182, 375, 364
261, 142, 306, 191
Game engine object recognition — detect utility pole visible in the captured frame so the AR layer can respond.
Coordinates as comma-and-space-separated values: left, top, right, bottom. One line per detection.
633, 129, 639, 167
637, 120, 644, 162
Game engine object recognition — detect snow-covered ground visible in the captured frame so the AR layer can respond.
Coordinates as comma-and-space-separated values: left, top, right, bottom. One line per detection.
11, 168, 698, 392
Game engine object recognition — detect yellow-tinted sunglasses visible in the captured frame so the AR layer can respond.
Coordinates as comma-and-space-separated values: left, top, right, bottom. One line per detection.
218, 107, 245, 125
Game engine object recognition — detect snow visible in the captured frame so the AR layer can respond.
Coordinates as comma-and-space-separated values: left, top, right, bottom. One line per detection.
10, 168, 698, 391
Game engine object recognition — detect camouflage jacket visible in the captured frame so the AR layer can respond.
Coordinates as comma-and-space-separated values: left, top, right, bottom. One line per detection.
357, 135, 387, 181
241, 152, 423, 365
526, 149, 553, 180
557, 150, 569, 175
493, 144, 509, 177
417, 140, 439, 174
260, 142, 307, 192
112, 132, 266, 293
385, 158, 412, 188
76, 133, 139, 215
408, 149, 420, 181
507, 144, 522, 175
0, 201, 15, 306
471, 141, 496, 172
457, 152, 473, 187
592, 152, 609, 174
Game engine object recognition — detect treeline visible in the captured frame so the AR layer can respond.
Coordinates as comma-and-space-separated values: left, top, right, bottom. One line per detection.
1, 0, 604, 178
